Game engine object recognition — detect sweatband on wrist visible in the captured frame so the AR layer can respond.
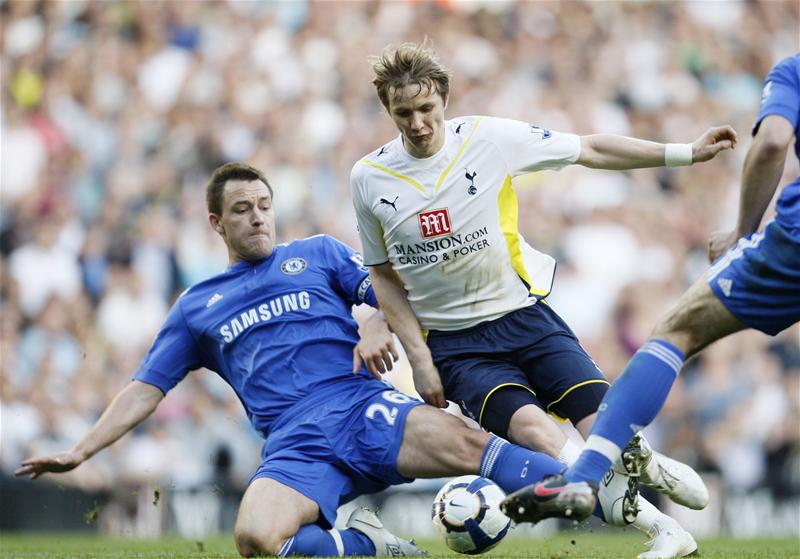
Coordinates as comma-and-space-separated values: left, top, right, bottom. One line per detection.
665, 143, 693, 167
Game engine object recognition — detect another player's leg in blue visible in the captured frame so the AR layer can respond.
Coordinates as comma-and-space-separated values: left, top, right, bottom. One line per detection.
503, 223, 800, 522
564, 338, 684, 484
560, 270, 748, 490
564, 273, 748, 486
566, 221, 800, 487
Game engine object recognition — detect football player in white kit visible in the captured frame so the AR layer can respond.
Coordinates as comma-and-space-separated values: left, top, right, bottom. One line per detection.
351, 42, 737, 559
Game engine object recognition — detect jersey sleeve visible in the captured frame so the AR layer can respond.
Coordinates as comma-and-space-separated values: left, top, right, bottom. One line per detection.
133, 297, 203, 394
483, 116, 581, 176
754, 55, 800, 135
350, 163, 390, 266
320, 235, 378, 307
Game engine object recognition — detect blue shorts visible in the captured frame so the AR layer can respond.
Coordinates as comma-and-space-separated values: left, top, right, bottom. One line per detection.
427, 302, 609, 427
251, 377, 424, 528
708, 220, 800, 336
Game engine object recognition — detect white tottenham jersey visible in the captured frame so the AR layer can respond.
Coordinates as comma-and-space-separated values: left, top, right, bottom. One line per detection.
351, 116, 581, 331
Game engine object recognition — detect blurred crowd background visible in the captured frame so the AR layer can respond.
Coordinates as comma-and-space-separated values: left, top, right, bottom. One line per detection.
2, 0, 799, 536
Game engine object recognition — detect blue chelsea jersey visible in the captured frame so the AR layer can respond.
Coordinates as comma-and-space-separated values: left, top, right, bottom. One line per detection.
134, 235, 378, 437
755, 54, 800, 234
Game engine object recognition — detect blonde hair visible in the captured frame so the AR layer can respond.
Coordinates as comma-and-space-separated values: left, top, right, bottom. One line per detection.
370, 40, 452, 108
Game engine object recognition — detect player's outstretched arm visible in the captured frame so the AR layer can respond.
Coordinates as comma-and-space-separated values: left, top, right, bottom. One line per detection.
708, 115, 794, 262
353, 309, 400, 378
577, 125, 737, 170
15, 380, 164, 479
369, 263, 447, 408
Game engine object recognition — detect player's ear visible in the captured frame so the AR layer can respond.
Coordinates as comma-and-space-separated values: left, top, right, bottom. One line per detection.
441, 92, 449, 110
209, 213, 224, 234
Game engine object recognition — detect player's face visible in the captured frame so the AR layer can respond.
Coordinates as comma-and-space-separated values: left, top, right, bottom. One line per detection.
387, 84, 448, 158
211, 179, 276, 264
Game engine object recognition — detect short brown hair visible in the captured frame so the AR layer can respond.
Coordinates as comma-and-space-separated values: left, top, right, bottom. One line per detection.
206, 163, 273, 216
370, 41, 452, 108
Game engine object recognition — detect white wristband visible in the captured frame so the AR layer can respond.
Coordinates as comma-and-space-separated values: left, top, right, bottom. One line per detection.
665, 143, 693, 167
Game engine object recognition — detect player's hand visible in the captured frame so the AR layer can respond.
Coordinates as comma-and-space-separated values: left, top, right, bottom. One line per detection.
708, 229, 739, 263
410, 359, 447, 408
353, 311, 399, 379
692, 125, 737, 163
15, 450, 85, 479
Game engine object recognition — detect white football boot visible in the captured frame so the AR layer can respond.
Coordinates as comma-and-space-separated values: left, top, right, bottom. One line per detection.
346, 508, 427, 557
638, 516, 698, 559
618, 434, 709, 510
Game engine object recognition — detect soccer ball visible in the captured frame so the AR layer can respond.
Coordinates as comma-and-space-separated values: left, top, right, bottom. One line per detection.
431, 475, 511, 554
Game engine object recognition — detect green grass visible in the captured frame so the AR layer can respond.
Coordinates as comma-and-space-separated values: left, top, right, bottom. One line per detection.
1, 533, 798, 558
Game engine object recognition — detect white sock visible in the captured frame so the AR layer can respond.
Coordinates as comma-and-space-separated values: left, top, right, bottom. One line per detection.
556, 438, 583, 466
632, 497, 670, 536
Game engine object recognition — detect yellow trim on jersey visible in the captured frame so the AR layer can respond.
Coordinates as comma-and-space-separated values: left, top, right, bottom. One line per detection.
421, 329, 429, 342
359, 159, 425, 194
435, 116, 485, 193
545, 379, 611, 420
478, 382, 537, 427
497, 176, 549, 296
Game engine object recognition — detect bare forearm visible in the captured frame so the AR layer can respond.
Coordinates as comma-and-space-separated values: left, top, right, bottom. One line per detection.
578, 134, 668, 170
735, 138, 787, 237
73, 381, 163, 461
579, 126, 736, 170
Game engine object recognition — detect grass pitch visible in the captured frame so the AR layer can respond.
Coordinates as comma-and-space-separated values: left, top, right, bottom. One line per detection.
1, 533, 798, 558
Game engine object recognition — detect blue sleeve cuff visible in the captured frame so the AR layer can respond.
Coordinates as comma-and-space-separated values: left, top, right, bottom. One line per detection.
753, 105, 798, 135
364, 285, 379, 308
132, 370, 174, 396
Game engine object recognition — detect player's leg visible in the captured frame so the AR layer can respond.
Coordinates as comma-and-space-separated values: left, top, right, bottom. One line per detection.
491, 392, 574, 458
567, 221, 800, 487
396, 404, 596, 523
498, 388, 662, 535
565, 275, 744, 486
234, 477, 320, 557
240, 420, 420, 558
425, 319, 586, 483
237, 470, 420, 557
500, 308, 702, 545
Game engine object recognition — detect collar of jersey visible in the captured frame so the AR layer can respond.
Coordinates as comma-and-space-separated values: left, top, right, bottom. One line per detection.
226, 250, 276, 273
363, 117, 484, 195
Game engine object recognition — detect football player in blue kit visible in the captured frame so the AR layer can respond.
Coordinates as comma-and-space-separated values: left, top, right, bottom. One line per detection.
510, 54, 800, 524
17, 163, 596, 557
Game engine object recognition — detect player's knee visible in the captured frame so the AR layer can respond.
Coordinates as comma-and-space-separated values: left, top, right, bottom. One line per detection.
235, 525, 286, 557
509, 421, 563, 457
507, 406, 565, 456
452, 427, 491, 467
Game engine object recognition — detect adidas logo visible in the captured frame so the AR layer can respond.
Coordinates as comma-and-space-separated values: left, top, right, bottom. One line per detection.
206, 293, 223, 308
717, 278, 732, 297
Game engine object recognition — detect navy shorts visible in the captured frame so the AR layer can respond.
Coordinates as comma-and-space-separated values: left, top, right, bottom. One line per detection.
251, 377, 423, 528
427, 302, 609, 429
708, 220, 800, 336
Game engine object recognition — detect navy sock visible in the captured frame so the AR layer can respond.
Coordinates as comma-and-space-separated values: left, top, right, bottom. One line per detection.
566, 339, 684, 483
279, 525, 376, 556
339, 529, 376, 556
479, 434, 564, 494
